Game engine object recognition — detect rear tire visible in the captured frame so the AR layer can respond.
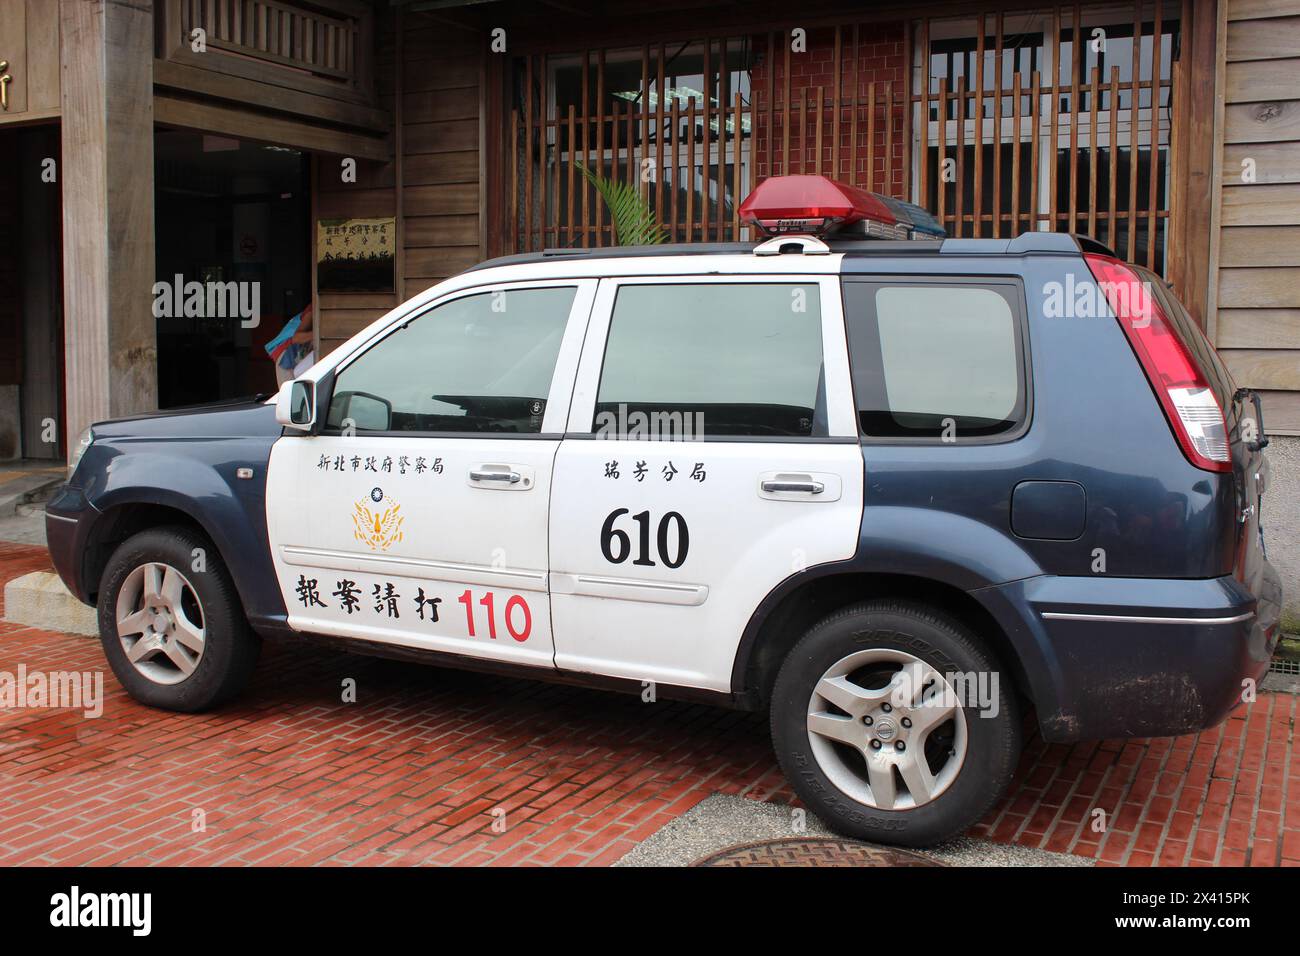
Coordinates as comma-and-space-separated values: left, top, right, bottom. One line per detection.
97, 526, 260, 712
770, 600, 1020, 847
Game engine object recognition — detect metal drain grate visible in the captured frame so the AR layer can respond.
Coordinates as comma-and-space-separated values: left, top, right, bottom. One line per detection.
692, 838, 942, 867
1269, 658, 1300, 676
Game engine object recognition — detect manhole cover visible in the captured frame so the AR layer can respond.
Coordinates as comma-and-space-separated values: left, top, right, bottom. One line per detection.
693, 838, 942, 867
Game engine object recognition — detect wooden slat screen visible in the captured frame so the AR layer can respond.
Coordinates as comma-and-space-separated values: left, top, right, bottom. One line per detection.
917, 2, 1181, 274
507, 3, 1183, 275
510, 37, 759, 250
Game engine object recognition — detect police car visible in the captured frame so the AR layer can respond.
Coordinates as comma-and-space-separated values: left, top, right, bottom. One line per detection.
46, 175, 1282, 846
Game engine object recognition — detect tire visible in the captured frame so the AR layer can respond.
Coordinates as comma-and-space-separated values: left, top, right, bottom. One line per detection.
96, 526, 260, 712
770, 600, 1020, 847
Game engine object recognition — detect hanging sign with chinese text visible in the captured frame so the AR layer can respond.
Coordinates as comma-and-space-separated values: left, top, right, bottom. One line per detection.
316, 217, 396, 292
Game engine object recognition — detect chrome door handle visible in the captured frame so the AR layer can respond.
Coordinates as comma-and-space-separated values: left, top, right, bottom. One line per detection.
470, 469, 521, 484
761, 478, 824, 495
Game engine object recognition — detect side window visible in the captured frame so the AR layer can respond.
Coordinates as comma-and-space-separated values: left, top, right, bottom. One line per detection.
594, 283, 826, 439
326, 286, 577, 434
843, 281, 1026, 440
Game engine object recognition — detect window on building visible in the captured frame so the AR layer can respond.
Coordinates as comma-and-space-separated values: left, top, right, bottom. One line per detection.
594, 283, 825, 439
916, 6, 1180, 275
511, 38, 754, 250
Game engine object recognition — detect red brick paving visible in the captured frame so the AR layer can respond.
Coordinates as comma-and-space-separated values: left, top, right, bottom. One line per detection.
974, 691, 1300, 867
0, 617, 790, 866
0, 544, 1296, 866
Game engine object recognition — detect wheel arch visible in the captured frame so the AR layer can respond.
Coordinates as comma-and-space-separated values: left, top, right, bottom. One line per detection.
80, 444, 288, 629
731, 569, 1039, 713
82, 498, 217, 605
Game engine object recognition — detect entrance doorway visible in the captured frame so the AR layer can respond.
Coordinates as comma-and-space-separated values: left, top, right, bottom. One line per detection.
154, 130, 311, 408
0, 125, 64, 461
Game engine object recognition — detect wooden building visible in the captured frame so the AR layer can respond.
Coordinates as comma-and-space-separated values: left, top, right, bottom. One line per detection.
0, 0, 1296, 446
323, 0, 1299, 434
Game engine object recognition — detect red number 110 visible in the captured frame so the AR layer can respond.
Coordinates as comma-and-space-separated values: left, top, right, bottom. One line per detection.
457, 589, 531, 643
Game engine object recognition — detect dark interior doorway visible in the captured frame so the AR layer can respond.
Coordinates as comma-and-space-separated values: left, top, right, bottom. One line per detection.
0, 125, 64, 461
154, 130, 311, 409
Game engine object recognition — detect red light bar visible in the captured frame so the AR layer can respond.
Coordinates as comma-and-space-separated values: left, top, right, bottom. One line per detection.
738, 175, 946, 240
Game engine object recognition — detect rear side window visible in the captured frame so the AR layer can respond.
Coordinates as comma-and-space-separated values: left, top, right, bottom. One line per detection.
843, 280, 1027, 440
594, 283, 826, 439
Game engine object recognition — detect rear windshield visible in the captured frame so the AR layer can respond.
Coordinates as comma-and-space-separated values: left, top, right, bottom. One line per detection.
1137, 266, 1236, 410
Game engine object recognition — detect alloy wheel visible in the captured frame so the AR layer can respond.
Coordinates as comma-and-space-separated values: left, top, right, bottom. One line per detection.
115, 562, 207, 685
805, 648, 968, 811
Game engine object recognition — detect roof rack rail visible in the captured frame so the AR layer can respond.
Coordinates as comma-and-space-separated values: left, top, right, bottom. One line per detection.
462, 231, 1119, 275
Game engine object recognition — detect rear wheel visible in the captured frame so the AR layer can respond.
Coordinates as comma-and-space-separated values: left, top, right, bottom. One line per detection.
97, 526, 259, 711
770, 600, 1020, 847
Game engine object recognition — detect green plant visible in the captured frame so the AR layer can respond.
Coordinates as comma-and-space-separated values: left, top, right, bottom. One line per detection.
575, 161, 667, 246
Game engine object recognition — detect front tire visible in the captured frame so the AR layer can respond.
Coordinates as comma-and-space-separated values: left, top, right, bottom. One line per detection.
97, 526, 260, 711
771, 600, 1020, 847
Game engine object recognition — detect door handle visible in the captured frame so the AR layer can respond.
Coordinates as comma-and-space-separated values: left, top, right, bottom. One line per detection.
470, 468, 521, 484
0, 62, 10, 112
761, 477, 824, 495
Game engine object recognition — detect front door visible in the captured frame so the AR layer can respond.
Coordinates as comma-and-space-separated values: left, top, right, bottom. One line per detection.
266, 280, 595, 669
549, 275, 865, 692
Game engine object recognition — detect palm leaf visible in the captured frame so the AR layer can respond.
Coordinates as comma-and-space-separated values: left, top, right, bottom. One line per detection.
575, 161, 667, 246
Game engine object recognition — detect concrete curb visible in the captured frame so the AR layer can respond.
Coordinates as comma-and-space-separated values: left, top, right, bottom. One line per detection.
3, 571, 98, 637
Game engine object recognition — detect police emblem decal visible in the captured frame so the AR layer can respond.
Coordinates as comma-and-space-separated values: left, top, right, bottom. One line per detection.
353, 488, 404, 551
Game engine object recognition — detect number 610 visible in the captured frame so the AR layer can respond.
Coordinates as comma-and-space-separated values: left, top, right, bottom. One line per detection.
600, 508, 689, 569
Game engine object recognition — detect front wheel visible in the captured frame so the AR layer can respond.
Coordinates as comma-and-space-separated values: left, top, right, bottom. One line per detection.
770, 600, 1020, 847
97, 526, 260, 712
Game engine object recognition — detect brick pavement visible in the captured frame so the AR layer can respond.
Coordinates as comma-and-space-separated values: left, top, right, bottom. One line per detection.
1, 542, 1296, 866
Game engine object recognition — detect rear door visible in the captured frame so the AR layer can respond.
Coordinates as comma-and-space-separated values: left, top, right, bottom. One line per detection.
548, 275, 864, 692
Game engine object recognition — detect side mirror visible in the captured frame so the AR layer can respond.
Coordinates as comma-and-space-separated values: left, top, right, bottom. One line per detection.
276, 380, 316, 431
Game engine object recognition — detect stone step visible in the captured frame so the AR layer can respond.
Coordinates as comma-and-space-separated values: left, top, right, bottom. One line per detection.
3, 571, 98, 637
0, 472, 63, 517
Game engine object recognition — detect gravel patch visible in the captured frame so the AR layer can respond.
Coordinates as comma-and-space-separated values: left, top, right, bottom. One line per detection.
615, 793, 1090, 867
616, 795, 836, 866
923, 834, 1092, 867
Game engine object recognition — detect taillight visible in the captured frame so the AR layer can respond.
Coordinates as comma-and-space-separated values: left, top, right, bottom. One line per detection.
1085, 254, 1231, 473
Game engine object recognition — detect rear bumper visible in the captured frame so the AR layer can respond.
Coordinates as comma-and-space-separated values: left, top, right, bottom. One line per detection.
975, 570, 1281, 742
